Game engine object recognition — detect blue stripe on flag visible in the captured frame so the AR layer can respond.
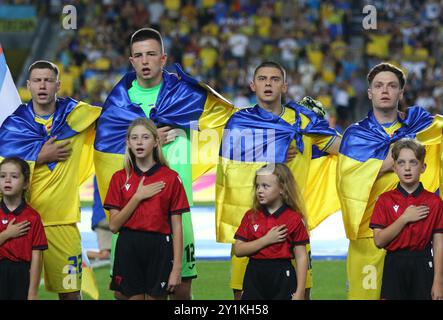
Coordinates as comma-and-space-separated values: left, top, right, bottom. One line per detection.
0, 53, 7, 91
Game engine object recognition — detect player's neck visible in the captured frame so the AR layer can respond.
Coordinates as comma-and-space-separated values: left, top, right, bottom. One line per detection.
373, 107, 398, 125
136, 74, 163, 89
33, 100, 56, 117
259, 100, 284, 116
135, 155, 156, 172
2, 194, 23, 211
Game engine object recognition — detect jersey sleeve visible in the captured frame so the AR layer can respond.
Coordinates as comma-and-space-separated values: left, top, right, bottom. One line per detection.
300, 112, 338, 152
31, 213, 48, 251
103, 172, 124, 211
290, 215, 310, 245
169, 174, 190, 215
369, 196, 387, 229
309, 134, 337, 152
234, 210, 252, 242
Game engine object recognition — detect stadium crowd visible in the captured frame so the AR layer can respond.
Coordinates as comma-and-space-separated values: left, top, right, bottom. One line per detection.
5, 0, 443, 129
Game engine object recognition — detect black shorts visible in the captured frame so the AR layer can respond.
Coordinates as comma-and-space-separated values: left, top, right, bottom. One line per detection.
110, 228, 173, 297
0, 259, 30, 300
242, 258, 296, 300
381, 248, 434, 300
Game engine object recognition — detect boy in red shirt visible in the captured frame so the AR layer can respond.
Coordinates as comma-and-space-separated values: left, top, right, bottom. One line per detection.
370, 139, 443, 300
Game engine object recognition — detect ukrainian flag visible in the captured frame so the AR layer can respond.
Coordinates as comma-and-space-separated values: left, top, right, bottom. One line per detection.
337, 106, 443, 240
0, 98, 100, 174
216, 102, 340, 243
94, 63, 235, 210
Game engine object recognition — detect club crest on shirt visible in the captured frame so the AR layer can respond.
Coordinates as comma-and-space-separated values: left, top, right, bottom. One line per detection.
1, 219, 8, 225
161, 282, 166, 288
253, 224, 259, 232
393, 205, 399, 213
124, 183, 131, 191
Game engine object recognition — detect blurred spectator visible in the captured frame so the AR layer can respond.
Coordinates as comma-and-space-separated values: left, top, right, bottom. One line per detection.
6, 0, 437, 145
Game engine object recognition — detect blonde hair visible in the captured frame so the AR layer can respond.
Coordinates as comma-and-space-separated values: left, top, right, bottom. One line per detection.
253, 163, 307, 226
124, 118, 167, 181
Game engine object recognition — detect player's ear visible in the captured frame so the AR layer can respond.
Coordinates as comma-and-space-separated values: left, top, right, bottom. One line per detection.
160, 53, 167, 69
281, 81, 288, 94
250, 80, 256, 93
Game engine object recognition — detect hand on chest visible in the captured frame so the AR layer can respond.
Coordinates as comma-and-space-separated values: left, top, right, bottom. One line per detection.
251, 219, 292, 239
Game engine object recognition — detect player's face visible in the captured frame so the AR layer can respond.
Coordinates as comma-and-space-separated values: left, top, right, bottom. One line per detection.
368, 71, 403, 111
27, 68, 60, 108
393, 148, 426, 188
255, 173, 283, 209
129, 39, 167, 87
0, 163, 27, 198
127, 125, 158, 160
250, 67, 288, 107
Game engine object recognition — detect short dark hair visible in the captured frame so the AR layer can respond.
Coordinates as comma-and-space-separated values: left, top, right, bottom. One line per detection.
28, 60, 59, 79
0, 157, 31, 189
391, 138, 426, 162
253, 61, 287, 82
130, 28, 164, 56
367, 62, 406, 89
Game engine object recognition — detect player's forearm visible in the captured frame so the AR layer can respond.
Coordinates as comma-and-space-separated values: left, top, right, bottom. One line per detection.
171, 215, 183, 271
373, 217, 407, 248
108, 197, 140, 233
377, 154, 394, 178
233, 238, 268, 257
433, 234, 443, 284
324, 136, 341, 155
294, 245, 308, 297
28, 250, 43, 299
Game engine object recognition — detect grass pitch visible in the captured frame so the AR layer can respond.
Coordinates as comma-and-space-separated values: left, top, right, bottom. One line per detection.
38, 259, 347, 300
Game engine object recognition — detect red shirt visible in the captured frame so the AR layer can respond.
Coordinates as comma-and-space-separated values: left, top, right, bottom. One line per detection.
0, 200, 48, 262
104, 163, 190, 234
370, 183, 443, 251
234, 205, 309, 259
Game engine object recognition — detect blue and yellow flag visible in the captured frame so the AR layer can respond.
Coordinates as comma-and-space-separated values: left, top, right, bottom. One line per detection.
216, 102, 340, 243
337, 106, 443, 240
0, 98, 99, 170
94, 64, 235, 209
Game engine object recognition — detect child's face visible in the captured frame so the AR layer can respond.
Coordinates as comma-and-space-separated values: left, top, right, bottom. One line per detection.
0, 163, 26, 197
255, 173, 283, 209
127, 125, 158, 160
393, 148, 426, 188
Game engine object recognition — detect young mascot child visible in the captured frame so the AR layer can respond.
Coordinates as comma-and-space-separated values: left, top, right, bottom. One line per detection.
104, 118, 187, 300
234, 163, 309, 300
370, 138, 443, 300
0, 157, 48, 300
